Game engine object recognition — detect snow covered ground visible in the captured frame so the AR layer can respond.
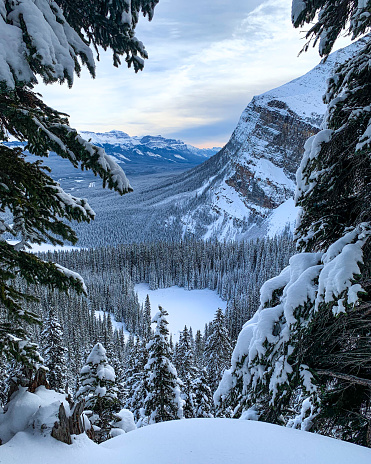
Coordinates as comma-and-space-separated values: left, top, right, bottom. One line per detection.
266, 198, 298, 237
94, 311, 131, 337
2, 417, 370, 464
135, 284, 227, 339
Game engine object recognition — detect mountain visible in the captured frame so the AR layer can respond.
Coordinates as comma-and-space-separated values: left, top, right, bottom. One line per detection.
106, 38, 364, 242
3, 131, 220, 178
79, 130, 220, 174
8, 40, 365, 247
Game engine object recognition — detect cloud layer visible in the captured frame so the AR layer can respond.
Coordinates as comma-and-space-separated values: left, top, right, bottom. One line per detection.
36, 0, 351, 147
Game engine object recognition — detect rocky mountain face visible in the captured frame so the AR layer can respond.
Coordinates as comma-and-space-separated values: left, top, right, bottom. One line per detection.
134, 39, 365, 241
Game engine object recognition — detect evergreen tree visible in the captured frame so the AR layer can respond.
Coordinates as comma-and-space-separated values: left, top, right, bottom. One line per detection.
194, 330, 204, 369
0, 353, 8, 408
204, 308, 232, 395
144, 307, 183, 424
174, 326, 198, 418
124, 339, 149, 425
192, 368, 213, 418
76, 343, 120, 442
40, 308, 67, 393
215, 1, 371, 447
142, 294, 152, 341
0, 0, 158, 372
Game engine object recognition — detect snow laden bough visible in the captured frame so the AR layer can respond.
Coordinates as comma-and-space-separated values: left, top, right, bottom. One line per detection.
215, 222, 371, 429
0, 0, 159, 372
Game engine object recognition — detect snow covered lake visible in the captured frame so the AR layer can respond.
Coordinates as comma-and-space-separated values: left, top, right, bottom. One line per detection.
135, 284, 227, 339
7, 240, 81, 253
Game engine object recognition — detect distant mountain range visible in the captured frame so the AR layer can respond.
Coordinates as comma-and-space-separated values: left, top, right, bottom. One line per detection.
79, 131, 220, 174
4, 131, 220, 177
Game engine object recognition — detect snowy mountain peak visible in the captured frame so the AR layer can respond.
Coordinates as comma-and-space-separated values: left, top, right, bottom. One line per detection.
123, 38, 367, 241
78, 131, 221, 174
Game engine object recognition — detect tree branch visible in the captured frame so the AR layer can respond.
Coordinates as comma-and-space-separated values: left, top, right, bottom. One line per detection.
316, 370, 371, 387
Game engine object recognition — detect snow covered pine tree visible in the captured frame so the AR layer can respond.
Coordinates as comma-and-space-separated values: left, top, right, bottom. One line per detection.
173, 326, 198, 418
40, 308, 67, 393
144, 307, 183, 424
76, 343, 120, 442
0, 0, 158, 370
216, 0, 371, 447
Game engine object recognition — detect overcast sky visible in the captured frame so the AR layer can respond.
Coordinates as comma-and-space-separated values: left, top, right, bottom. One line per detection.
36, 0, 351, 147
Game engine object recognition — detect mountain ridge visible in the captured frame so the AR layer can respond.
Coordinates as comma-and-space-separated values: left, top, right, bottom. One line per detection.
141, 38, 367, 241
79, 130, 221, 173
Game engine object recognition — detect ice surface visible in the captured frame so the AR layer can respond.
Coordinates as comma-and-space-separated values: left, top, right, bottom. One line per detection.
7, 240, 81, 253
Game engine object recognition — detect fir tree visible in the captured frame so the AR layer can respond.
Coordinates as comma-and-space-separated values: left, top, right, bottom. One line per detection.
192, 368, 213, 418
124, 339, 149, 425
40, 308, 67, 393
174, 326, 198, 418
0, 0, 158, 372
204, 308, 232, 395
76, 343, 120, 442
144, 307, 183, 424
194, 330, 204, 369
215, 1, 371, 447
142, 294, 152, 341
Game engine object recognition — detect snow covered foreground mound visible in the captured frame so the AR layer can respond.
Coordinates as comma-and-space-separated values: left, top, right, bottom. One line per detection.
2, 418, 370, 464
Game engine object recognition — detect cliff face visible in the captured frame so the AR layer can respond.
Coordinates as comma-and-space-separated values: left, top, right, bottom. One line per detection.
69, 39, 368, 246
224, 99, 319, 212
160, 39, 365, 241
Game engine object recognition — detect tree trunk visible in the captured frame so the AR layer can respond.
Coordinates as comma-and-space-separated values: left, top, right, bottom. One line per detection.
51, 400, 94, 444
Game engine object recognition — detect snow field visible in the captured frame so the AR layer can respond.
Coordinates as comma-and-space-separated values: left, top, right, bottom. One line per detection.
2, 418, 370, 464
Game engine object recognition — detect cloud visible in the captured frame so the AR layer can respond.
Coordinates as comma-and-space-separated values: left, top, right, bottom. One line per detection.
35, 0, 352, 147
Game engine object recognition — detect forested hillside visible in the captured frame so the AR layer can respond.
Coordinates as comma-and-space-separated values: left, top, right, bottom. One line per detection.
0, 236, 294, 409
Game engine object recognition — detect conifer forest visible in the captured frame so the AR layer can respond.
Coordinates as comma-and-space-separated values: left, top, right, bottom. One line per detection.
0, 0, 370, 461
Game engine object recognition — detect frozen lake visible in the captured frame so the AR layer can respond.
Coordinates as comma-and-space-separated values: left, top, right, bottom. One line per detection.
135, 283, 227, 339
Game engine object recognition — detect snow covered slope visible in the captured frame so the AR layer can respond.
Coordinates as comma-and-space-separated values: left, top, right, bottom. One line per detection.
79, 130, 220, 173
122, 38, 366, 241
2, 416, 370, 464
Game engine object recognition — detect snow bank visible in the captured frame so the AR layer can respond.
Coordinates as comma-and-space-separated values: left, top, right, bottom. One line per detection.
0, 386, 69, 444
2, 418, 370, 464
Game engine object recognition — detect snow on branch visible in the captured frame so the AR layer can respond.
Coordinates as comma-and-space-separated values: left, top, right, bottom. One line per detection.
54, 263, 87, 294
215, 223, 370, 415
0, 0, 95, 89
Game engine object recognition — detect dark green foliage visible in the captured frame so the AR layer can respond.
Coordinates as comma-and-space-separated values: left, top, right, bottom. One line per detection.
56, 0, 158, 72
216, 2, 371, 447
292, 2, 371, 445
0, 0, 157, 375
204, 308, 232, 395
292, 0, 370, 57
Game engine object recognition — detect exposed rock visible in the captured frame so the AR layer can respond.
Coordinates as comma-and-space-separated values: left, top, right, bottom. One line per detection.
144, 39, 366, 241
